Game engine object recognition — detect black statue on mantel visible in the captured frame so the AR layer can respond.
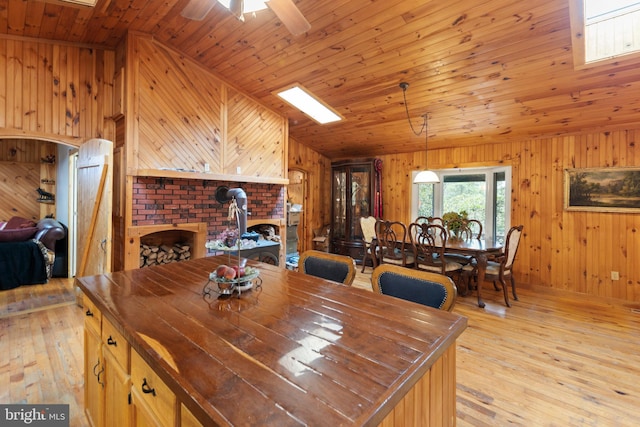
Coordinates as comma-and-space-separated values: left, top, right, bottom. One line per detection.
214, 186, 248, 235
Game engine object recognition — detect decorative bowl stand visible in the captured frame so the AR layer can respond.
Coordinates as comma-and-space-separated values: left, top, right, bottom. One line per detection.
203, 197, 262, 299
203, 267, 262, 298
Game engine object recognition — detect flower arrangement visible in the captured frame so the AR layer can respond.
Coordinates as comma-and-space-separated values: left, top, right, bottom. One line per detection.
442, 210, 469, 237
218, 227, 239, 247
205, 227, 258, 251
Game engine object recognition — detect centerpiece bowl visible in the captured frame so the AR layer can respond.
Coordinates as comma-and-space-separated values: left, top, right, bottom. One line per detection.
204, 265, 261, 297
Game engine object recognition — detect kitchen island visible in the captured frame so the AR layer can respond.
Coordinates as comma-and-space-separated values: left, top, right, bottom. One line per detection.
77, 255, 467, 426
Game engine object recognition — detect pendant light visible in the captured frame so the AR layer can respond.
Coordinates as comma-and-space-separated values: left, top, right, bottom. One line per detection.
400, 82, 440, 184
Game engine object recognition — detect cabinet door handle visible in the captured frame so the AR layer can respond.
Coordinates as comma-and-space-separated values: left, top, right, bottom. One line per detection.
107, 336, 117, 346
92, 358, 101, 376
141, 378, 156, 396
85, 309, 94, 317
93, 359, 104, 388
97, 366, 104, 388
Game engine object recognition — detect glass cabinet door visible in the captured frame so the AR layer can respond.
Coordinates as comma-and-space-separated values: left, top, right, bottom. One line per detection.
333, 169, 347, 240
349, 165, 371, 241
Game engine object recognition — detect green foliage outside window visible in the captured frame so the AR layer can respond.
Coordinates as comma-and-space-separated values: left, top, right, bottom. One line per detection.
443, 181, 486, 224
417, 184, 434, 217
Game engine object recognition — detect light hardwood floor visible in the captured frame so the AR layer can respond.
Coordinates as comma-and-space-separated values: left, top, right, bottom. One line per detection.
2, 273, 639, 426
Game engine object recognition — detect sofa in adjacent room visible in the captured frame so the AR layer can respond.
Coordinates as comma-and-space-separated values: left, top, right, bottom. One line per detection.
0, 216, 66, 290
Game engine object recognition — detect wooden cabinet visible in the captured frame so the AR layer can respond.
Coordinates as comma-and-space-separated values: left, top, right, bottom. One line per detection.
330, 158, 379, 261
130, 350, 176, 427
84, 324, 103, 427
180, 404, 203, 427
104, 350, 130, 427
82, 296, 197, 427
102, 318, 131, 427
83, 295, 131, 427
83, 297, 103, 427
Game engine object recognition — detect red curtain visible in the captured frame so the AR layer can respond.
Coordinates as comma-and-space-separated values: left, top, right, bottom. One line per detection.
374, 158, 383, 218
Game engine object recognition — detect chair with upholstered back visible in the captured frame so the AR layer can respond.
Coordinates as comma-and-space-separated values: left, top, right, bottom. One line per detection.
371, 264, 458, 311
359, 216, 378, 272
298, 250, 356, 286
462, 224, 524, 307
409, 222, 463, 278
375, 220, 415, 268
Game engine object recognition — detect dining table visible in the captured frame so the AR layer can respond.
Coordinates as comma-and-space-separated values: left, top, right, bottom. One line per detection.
77, 254, 468, 426
371, 236, 503, 308
439, 237, 504, 308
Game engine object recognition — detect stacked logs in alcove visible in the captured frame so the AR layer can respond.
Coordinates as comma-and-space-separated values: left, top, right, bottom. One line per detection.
140, 243, 191, 268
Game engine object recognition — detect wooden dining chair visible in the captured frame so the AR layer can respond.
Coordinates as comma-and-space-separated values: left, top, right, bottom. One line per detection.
415, 216, 444, 226
464, 219, 483, 239
462, 225, 524, 307
409, 222, 464, 279
359, 216, 378, 272
298, 250, 356, 286
375, 220, 415, 268
446, 218, 484, 265
371, 264, 458, 311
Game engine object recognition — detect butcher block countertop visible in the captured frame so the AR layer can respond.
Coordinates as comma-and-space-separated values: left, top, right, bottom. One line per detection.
77, 255, 467, 426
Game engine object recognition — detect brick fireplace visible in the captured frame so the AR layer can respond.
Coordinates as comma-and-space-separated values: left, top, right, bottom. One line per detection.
124, 177, 286, 269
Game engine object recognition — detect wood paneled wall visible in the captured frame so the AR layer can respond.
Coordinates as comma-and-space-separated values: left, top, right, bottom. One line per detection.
125, 33, 287, 181
0, 139, 56, 221
0, 35, 114, 229
0, 36, 116, 145
371, 129, 640, 302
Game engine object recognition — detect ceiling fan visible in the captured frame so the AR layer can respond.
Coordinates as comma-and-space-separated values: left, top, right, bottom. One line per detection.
181, 0, 311, 36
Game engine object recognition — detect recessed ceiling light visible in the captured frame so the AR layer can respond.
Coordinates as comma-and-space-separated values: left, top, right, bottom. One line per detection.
275, 84, 343, 125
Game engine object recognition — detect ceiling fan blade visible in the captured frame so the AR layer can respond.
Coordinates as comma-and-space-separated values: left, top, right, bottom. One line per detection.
181, 0, 216, 20
229, 0, 244, 19
267, 0, 310, 35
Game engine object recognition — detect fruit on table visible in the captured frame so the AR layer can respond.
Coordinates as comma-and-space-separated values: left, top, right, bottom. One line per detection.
215, 264, 228, 277
213, 264, 254, 281
223, 266, 237, 280
232, 265, 245, 277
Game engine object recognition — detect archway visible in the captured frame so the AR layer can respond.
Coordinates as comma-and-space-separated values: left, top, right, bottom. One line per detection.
0, 136, 77, 278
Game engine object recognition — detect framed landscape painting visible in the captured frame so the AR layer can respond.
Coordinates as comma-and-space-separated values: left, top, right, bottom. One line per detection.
564, 167, 640, 212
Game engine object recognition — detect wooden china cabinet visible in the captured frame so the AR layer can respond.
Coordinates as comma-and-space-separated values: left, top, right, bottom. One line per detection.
330, 158, 380, 262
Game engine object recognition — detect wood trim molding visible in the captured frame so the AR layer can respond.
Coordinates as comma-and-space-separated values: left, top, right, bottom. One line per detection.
133, 169, 289, 185
0, 130, 83, 148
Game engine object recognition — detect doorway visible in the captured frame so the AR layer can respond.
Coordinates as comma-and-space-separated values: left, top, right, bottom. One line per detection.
69, 150, 78, 277
287, 169, 307, 253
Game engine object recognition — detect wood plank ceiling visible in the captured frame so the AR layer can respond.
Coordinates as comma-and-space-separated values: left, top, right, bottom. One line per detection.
2, 0, 640, 159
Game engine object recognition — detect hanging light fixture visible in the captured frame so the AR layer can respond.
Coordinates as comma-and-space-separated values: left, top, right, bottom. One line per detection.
400, 82, 440, 184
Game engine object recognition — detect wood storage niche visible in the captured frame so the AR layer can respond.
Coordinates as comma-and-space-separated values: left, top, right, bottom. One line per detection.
127, 223, 207, 269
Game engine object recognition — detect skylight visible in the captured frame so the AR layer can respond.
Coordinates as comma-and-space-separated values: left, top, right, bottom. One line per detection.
585, 0, 640, 22
571, 0, 640, 66
275, 85, 342, 125
55, 0, 98, 7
